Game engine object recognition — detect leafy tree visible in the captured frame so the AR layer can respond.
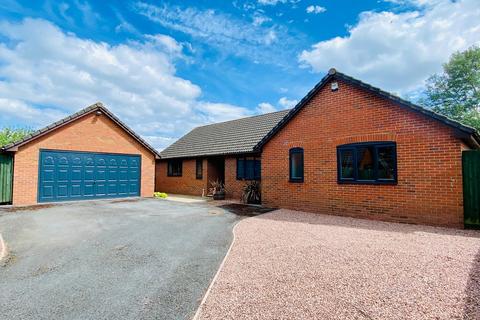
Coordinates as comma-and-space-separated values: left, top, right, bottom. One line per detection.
0, 127, 34, 147
423, 46, 480, 131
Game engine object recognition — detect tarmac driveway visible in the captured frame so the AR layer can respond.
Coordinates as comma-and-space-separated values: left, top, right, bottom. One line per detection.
0, 198, 241, 320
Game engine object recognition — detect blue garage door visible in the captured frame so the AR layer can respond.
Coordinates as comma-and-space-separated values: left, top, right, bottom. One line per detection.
38, 150, 141, 203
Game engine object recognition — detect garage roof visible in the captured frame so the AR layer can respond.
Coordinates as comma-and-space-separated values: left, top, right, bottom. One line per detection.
0, 103, 161, 159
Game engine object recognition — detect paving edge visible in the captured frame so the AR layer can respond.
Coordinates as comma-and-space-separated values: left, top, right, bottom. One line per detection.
192, 221, 241, 320
0, 233, 7, 262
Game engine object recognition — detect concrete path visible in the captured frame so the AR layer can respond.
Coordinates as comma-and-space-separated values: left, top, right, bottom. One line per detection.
0, 198, 241, 320
197, 209, 480, 320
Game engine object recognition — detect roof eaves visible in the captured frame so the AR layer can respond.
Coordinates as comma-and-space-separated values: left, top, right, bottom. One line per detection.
159, 149, 260, 160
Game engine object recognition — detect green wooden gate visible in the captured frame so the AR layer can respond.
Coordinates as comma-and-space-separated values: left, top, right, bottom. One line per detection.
463, 150, 480, 227
0, 154, 13, 204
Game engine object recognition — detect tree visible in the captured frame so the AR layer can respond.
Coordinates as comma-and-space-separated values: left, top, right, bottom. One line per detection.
0, 127, 34, 147
423, 46, 480, 131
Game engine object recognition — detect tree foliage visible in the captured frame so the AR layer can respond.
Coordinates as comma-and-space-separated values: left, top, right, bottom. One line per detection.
0, 127, 34, 147
423, 46, 480, 131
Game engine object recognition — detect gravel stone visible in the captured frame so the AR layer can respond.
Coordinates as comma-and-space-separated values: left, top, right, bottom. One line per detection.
197, 209, 480, 320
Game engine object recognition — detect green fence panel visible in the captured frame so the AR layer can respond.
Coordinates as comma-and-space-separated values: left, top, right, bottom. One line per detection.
0, 154, 13, 204
463, 151, 480, 227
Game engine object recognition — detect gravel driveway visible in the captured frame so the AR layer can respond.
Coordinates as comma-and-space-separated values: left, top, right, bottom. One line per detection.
0, 198, 241, 320
197, 209, 480, 320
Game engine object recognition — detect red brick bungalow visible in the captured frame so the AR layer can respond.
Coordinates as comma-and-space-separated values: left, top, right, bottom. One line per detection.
156, 69, 480, 227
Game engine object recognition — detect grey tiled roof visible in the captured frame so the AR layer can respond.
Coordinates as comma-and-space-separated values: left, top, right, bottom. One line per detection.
160, 109, 290, 159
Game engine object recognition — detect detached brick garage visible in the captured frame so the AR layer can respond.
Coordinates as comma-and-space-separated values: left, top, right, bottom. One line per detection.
0, 103, 160, 206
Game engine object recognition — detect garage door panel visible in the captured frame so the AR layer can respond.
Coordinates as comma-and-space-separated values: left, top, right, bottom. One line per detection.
84, 184, 94, 196
39, 150, 141, 203
71, 184, 82, 197
85, 169, 94, 180
71, 168, 82, 181
41, 185, 54, 199
58, 169, 68, 181
57, 185, 68, 198
43, 170, 55, 182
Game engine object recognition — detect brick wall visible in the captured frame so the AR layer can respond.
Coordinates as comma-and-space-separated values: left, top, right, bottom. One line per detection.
12, 112, 156, 206
156, 155, 255, 201
155, 159, 208, 196
261, 79, 465, 228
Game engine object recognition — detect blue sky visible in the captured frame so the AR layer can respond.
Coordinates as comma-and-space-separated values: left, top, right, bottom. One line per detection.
0, 0, 479, 150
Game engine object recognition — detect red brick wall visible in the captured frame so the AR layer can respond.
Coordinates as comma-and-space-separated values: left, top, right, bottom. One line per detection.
261, 79, 465, 227
156, 155, 255, 200
155, 159, 208, 196
12, 112, 156, 206
225, 156, 261, 200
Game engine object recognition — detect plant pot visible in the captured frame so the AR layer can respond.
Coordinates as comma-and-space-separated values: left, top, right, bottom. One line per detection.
213, 191, 225, 200
247, 198, 261, 205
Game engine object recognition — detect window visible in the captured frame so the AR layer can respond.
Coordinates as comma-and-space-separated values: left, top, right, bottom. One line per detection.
237, 157, 261, 180
196, 159, 203, 179
289, 148, 304, 182
167, 159, 182, 177
337, 142, 397, 184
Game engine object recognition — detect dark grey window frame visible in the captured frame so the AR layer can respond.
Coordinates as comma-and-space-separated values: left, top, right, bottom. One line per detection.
289, 147, 304, 183
196, 159, 203, 180
337, 141, 397, 185
167, 159, 183, 177
236, 156, 261, 180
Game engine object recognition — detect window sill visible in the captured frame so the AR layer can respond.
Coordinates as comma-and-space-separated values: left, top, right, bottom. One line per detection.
338, 180, 397, 185
289, 179, 304, 183
167, 175, 183, 178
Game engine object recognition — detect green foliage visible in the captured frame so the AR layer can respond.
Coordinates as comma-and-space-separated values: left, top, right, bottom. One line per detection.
0, 127, 34, 147
423, 46, 480, 131
154, 192, 168, 198
241, 181, 261, 204
209, 179, 225, 193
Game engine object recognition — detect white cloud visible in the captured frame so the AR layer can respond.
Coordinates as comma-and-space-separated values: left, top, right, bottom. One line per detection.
144, 34, 183, 55
258, 0, 300, 6
196, 102, 253, 122
252, 11, 272, 26
0, 18, 252, 150
257, 96, 298, 114
0, 98, 65, 125
257, 102, 277, 114
278, 97, 298, 108
133, 2, 296, 65
299, 0, 480, 94
306, 5, 326, 14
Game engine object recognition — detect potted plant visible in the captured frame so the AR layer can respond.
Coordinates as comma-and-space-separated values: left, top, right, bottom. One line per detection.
241, 181, 261, 204
210, 179, 226, 200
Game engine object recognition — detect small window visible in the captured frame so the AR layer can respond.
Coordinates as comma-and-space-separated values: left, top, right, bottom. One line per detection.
237, 157, 261, 180
167, 159, 182, 177
289, 148, 304, 182
196, 159, 203, 179
337, 142, 397, 184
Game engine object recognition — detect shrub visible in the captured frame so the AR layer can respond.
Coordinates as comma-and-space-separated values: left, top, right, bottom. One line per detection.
241, 181, 261, 204
0, 127, 34, 147
154, 192, 168, 198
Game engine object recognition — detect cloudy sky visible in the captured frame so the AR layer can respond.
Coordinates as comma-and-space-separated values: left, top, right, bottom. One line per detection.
0, 0, 479, 150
